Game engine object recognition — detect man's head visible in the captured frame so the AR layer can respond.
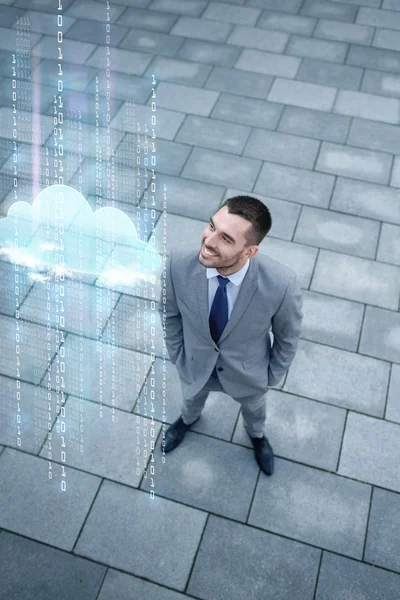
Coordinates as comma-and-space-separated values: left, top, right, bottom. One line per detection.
199, 195, 272, 276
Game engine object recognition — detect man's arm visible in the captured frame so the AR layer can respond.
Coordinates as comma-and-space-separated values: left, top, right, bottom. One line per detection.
268, 273, 303, 387
157, 250, 184, 365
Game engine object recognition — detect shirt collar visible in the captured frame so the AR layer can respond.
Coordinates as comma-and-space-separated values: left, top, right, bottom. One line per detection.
205, 258, 250, 286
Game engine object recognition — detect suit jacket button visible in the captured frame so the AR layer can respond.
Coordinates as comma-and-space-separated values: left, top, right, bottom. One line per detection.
217, 367, 223, 371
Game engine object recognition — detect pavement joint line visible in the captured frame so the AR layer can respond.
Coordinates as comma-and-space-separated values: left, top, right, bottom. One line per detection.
362, 485, 375, 563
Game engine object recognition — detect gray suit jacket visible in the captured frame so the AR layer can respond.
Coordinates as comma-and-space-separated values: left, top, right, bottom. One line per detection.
158, 247, 303, 399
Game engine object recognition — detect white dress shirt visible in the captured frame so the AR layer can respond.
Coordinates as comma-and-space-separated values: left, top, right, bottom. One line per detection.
206, 259, 250, 318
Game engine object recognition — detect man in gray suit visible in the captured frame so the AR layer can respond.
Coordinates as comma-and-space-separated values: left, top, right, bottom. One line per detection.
158, 195, 303, 476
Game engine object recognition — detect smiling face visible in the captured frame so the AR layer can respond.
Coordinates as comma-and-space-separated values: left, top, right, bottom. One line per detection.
199, 205, 259, 276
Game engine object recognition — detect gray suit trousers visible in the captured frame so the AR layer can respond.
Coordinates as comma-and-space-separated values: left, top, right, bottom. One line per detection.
181, 372, 268, 438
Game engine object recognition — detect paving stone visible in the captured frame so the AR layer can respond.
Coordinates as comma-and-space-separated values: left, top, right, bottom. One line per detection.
248, 0, 303, 11
312, 249, 400, 310
286, 35, 348, 63
316, 142, 392, 185
258, 237, 317, 288
111, 101, 185, 140
32, 59, 98, 93
359, 306, 400, 364
361, 69, 400, 99
383, 0, 400, 7
374, 27, 400, 53
0, 76, 51, 113
0, 375, 60, 453
297, 290, 364, 351
0, 107, 53, 144
387, 363, 400, 423
348, 118, 400, 155
314, 18, 374, 45
14, 0, 75, 7
170, 15, 232, 42
144, 55, 212, 86
65, 0, 126, 21
176, 38, 241, 66
301, 0, 358, 22
20, 279, 119, 339
0, 4, 22, 24
0, 260, 34, 317
236, 48, 301, 78
45, 333, 151, 411
182, 147, 261, 190
0, 532, 105, 600
59, 123, 124, 160
65, 19, 128, 46
75, 480, 207, 590
339, 412, 400, 492
285, 339, 390, 416
151, 80, 218, 115
119, 133, 191, 176
377, 222, 400, 266
202, 2, 260, 25
257, 10, 316, 35
0, 25, 41, 53
347, 44, 400, 75
334, 89, 400, 124
254, 161, 335, 208
106, 294, 166, 357
0, 142, 80, 186
205, 65, 273, 99
365, 487, 400, 573
316, 552, 400, 600
279, 106, 350, 143
134, 357, 240, 440
332, 177, 400, 225
226, 24, 288, 53
390, 155, 400, 188
142, 432, 258, 520
86, 46, 153, 76
223, 187, 301, 241
116, 7, 178, 32
141, 172, 224, 219
0, 314, 52, 385
176, 115, 251, 154
294, 205, 380, 260
212, 93, 283, 129
121, 27, 186, 57
31, 37, 95, 67
233, 388, 346, 471
0, 447, 101, 549
268, 78, 336, 111
41, 399, 162, 487
98, 569, 187, 600
357, 6, 400, 30
249, 458, 370, 558
150, 212, 207, 257
12, 10, 76, 35
149, 0, 207, 16
187, 515, 320, 600
245, 129, 319, 169
44, 88, 123, 126
296, 58, 363, 91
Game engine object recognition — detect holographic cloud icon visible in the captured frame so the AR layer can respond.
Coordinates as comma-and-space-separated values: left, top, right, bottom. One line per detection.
0, 185, 161, 284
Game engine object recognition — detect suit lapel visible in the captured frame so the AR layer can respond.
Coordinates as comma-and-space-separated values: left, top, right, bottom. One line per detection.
194, 255, 259, 344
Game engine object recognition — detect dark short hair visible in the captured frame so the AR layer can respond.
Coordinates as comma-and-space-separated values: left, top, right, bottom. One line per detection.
219, 195, 272, 247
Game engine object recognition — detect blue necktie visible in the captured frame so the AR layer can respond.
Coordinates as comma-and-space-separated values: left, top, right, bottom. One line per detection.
209, 275, 229, 377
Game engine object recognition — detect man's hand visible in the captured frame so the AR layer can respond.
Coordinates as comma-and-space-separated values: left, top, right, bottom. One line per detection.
266, 387, 270, 391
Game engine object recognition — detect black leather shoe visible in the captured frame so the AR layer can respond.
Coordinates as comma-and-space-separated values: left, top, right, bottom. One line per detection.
251, 435, 274, 475
161, 416, 200, 453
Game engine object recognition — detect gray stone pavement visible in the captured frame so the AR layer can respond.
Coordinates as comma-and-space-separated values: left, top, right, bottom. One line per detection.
0, 0, 400, 598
